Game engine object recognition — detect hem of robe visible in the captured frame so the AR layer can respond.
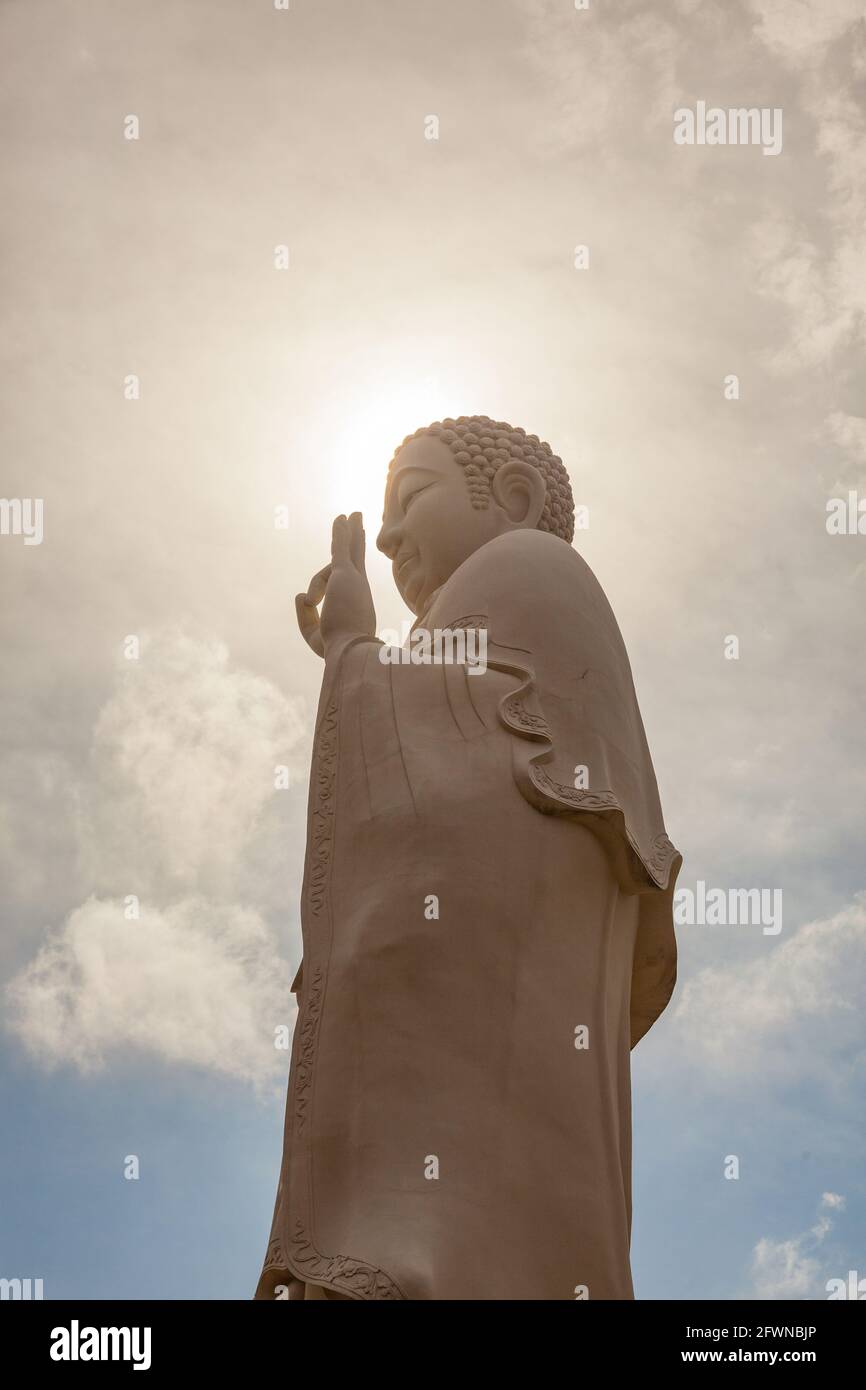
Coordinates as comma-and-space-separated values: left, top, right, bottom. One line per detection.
253, 1231, 405, 1302
255, 1264, 353, 1301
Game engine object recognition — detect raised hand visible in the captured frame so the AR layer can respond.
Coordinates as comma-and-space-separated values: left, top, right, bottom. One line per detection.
295, 512, 377, 658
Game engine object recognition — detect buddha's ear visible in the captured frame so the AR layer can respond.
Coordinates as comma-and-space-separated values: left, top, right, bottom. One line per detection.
491, 459, 546, 529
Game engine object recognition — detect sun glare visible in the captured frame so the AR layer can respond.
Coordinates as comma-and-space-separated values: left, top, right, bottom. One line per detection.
322, 365, 496, 532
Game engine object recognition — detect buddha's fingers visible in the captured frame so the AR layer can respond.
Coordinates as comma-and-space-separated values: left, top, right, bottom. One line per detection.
348, 511, 365, 572
331, 514, 351, 567
305, 564, 332, 607
295, 592, 325, 656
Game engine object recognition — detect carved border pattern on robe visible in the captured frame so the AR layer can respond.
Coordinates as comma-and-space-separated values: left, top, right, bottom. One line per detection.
289, 1222, 404, 1300
645, 832, 679, 882
531, 765, 620, 812
293, 965, 324, 1136
529, 765, 679, 888
308, 698, 339, 917
283, 674, 406, 1301
446, 613, 488, 632
501, 695, 552, 739
493, 665, 680, 893
260, 1235, 287, 1277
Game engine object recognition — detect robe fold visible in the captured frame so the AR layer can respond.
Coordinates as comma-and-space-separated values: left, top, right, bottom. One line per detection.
256, 529, 680, 1301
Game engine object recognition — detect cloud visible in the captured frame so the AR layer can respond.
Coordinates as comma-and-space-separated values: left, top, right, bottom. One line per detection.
820, 1191, 846, 1210
82, 630, 307, 899
826, 410, 866, 461
748, 212, 858, 371
744, 2, 866, 371
823, 410, 866, 506
749, 1192, 846, 1299
4, 631, 307, 1087
745, 0, 864, 66
522, 0, 681, 154
673, 895, 866, 1090
5, 896, 292, 1088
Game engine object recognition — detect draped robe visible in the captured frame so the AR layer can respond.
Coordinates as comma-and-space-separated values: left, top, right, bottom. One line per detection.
256, 528, 680, 1301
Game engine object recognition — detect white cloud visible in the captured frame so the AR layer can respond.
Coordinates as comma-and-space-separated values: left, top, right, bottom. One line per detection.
748, 213, 858, 371
82, 630, 306, 898
751, 1235, 822, 1299
744, 3, 866, 371
5, 896, 292, 1088
826, 410, 866, 460
673, 895, 866, 1089
749, 1192, 845, 1299
746, 0, 864, 66
523, 0, 681, 153
821, 1191, 846, 1210
4, 631, 307, 1088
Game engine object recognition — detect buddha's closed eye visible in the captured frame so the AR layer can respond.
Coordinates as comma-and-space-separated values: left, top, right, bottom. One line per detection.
401, 482, 434, 511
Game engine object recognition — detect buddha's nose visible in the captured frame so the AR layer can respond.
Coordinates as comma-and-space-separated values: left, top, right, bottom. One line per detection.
376, 518, 400, 558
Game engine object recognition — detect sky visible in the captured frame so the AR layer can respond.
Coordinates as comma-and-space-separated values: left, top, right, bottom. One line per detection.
1, 0, 864, 1300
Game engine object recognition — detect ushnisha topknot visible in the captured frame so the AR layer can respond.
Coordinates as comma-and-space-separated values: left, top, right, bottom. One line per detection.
388, 415, 575, 544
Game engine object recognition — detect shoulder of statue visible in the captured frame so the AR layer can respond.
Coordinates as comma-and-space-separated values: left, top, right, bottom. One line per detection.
430, 526, 626, 679
475, 527, 578, 568
444, 528, 601, 612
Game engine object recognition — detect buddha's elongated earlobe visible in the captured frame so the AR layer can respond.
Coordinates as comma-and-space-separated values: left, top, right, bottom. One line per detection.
490, 459, 546, 529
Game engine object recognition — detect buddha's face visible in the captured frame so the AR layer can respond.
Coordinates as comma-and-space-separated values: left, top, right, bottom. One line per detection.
376, 436, 505, 615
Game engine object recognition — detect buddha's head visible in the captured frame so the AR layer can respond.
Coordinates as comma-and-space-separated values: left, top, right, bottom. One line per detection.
376, 416, 575, 615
